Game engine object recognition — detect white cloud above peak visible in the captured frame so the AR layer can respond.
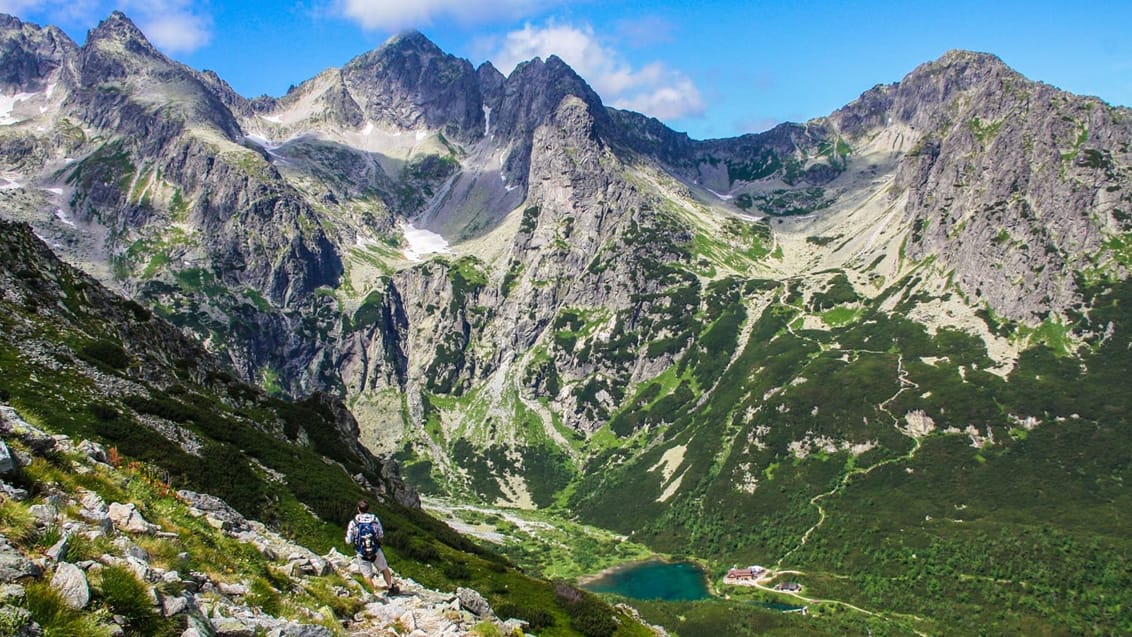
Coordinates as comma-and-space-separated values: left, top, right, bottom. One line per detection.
482, 21, 706, 122
129, 2, 212, 53
335, 0, 557, 31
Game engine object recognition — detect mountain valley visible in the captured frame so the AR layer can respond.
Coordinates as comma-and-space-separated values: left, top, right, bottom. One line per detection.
1, 10, 1131, 635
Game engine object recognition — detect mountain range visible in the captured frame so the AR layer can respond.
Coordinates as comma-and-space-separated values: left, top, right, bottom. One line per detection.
1, 10, 1131, 635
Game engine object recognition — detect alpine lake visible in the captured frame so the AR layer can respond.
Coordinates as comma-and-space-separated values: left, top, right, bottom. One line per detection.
580, 559, 712, 601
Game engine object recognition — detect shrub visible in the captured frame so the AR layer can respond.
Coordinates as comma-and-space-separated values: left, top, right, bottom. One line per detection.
88, 403, 119, 422
247, 577, 282, 616
495, 603, 555, 630
471, 620, 503, 637
95, 565, 167, 635
442, 561, 471, 581
24, 580, 112, 637
77, 339, 130, 371
0, 499, 36, 545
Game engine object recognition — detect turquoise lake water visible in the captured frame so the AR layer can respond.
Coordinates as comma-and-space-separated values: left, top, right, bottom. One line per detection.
581, 559, 711, 601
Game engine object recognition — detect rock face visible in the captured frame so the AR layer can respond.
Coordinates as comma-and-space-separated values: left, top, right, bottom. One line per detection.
342, 31, 484, 139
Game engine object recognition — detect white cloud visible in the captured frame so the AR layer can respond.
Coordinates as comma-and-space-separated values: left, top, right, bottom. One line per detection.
335, 0, 556, 31
0, 0, 100, 21
0, 0, 43, 13
485, 21, 706, 122
122, 0, 212, 53
134, 10, 211, 53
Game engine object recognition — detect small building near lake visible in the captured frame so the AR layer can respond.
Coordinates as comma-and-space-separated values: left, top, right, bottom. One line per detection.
726, 565, 766, 580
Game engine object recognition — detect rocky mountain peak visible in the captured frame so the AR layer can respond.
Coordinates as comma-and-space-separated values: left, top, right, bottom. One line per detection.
341, 29, 482, 138
0, 13, 78, 91
86, 10, 152, 51
381, 29, 444, 56
79, 11, 172, 84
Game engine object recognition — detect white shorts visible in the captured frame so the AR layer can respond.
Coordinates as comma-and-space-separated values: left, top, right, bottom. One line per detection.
355, 549, 388, 576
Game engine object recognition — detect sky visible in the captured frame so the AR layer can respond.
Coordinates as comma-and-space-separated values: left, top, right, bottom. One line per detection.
2, 0, 1130, 140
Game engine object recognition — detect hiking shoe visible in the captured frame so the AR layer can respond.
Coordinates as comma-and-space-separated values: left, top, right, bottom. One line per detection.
388, 584, 400, 596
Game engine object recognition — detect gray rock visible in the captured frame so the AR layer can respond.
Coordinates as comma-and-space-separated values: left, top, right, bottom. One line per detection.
177, 491, 249, 533
44, 535, 69, 562
218, 582, 248, 596
77, 440, 109, 464
113, 536, 149, 562
79, 490, 108, 515
0, 604, 39, 636
49, 563, 89, 609
162, 593, 190, 617
0, 483, 28, 501
455, 587, 492, 617
267, 624, 335, 637
27, 504, 56, 527
0, 540, 40, 583
0, 441, 14, 474
211, 616, 254, 636
0, 584, 24, 602
107, 502, 158, 534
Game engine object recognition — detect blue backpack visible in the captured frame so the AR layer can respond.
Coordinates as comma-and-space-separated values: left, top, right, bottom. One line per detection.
354, 517, 380, 561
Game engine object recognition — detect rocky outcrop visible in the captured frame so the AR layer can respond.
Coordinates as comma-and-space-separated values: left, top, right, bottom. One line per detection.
0, 13, 78, 92
840, 51, 1132, 321
342, 30, 484, 139
0, 410, 533, 637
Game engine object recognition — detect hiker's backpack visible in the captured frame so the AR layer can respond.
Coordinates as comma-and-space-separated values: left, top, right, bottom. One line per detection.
354, 517, 380, 561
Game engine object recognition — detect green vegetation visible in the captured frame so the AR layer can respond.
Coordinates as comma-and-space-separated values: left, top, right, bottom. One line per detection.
967, 116, 1004, 145
748, 188, 833, 217
724, 150, 782, 182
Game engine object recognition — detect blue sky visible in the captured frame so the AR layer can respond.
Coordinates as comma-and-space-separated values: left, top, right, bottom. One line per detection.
3, 0, 1130, 140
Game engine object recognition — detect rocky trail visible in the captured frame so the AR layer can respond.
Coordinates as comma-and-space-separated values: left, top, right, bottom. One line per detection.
0, 404, 533, 637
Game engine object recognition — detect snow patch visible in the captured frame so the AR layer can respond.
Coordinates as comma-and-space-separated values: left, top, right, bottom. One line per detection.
482, 105, 492, 138
42, 187, 63, 195
361, 121, 374, 136
260, 114, 282, 123
402, 223, 451, 261
0, 177, 23, 190
0, 90, 40, 125
54, 209, 75, 227
706, 187, 733, 201
415, 129, 428, 141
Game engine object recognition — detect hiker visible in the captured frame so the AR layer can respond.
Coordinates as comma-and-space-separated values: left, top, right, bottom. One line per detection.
345, 499, 398, 595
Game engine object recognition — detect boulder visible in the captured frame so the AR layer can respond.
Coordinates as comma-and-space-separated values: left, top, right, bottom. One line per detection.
0, 539, 40, 583
218, 582, 248, 597
0, 583, 24, 602
211, 616, 254, 636
267, 624, 335, 637
44, 535, 69, 562
162, 593, 190, 617
49, 563, 89, 609
107, 502, 158, 534
77, 440, 109, 464
27, 504, 56, 527
79, 490, 108, 515
455, 587, 492, 617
